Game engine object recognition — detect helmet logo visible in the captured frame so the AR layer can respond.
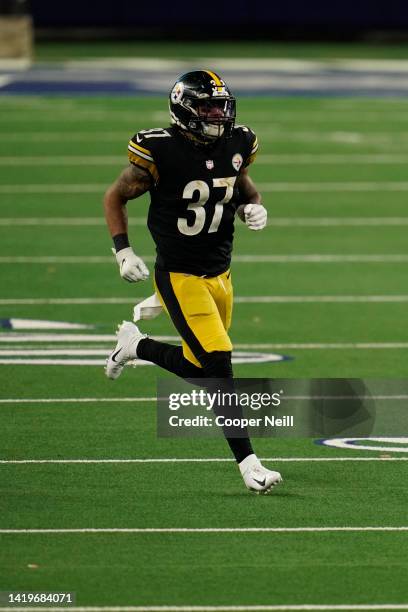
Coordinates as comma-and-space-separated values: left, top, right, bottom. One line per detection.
232, 153, 243, 171
170, 81, 184, 104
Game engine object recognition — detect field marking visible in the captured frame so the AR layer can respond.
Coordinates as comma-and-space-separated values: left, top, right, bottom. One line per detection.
5, 182, 408, 194
2, 295, 408, 305
0, 351, 284, 366
259, 154, 408, 164
0, 156, 124, 166
261, 183, 408, 192
1, 606, 408, 612
321, 438, 408, 453
1, 396, 408, 404
0, 349, 119, 356
3, 153, 408, 166
267, 218, 408, 227
3, 130, 408, 144
236, 343, 408, 349
1, 335, 408, 350
1, 457, 408, 464
2, 255, 408, 264
1, 527, 407, 534
0, 397, 156, 404
0, 334, 176, 342
3, 217, 408, 228
0, 217, 145, 226
237, 295, 408, 303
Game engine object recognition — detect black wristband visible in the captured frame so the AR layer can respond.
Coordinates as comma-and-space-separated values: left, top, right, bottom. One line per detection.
112, 233, 130, 252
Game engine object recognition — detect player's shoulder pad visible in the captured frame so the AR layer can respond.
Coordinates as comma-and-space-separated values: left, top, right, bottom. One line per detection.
234, 124, 258, 166
127, 128, 172, 182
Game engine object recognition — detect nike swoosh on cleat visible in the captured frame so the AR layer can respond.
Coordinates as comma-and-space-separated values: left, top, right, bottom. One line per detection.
253, 477, 266, 487
111, 348, 123, 363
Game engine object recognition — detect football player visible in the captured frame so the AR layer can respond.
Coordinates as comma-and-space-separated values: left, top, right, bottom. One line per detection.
104, 70, 282, 493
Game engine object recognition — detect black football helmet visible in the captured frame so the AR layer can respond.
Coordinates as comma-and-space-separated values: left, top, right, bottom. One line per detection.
169, 70, 236, 142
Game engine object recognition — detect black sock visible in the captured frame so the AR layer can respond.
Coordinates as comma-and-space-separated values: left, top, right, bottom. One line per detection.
137, 338, 203, 379
224, 438, 254, 464
137, 338, 253, 464
203, 376, 254, 464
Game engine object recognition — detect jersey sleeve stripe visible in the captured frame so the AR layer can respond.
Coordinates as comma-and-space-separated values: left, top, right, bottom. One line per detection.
128, 144, 154, 163
251, 136, 258, 152
129, 140, 152, 155
128, 140, 154, 158
128, 153, 159, 182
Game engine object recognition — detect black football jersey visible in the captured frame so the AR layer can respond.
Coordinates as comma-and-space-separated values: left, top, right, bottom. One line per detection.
127, 125, 258, 277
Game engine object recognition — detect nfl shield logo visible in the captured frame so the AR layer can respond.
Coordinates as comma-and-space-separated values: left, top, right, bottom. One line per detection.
206, 160, 214, 170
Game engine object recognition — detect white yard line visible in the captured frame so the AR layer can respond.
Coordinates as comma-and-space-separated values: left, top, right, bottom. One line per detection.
3, 217, 408, 228
2, 255, 408, 264
2, 130, 408, 144
236, 343, 408, 349
0, 350, 117, 356
4, 182, 408, 194
0, 156, 124, 165
4, 217, 145, 227
267, 218, 408, 227
3, 295, 408, 305
1, 606, 408, 612
3, 153, 408, 165
0, 297, 137, 304
259, 154, 408, 164
235, 295, 408, 303
0, 397, 155, 404
1, 396, 407, 405
260, 182, 408, 192
1, 457, 407, 465
0, 357, 142, 368
0, 184, 108, 193
0, 334, 176, 342
0, 527, 407, 534
0, 335, 407, 349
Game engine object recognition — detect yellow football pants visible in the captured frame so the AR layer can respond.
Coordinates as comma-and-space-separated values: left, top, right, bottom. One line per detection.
154, 269, 233, 367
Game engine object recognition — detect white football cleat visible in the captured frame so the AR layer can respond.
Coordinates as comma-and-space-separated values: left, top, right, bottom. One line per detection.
239, 454, 282, 494
105, 321, 146, 380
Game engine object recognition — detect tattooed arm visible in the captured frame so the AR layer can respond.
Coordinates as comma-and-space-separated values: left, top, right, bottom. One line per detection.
104, 164, 153, 282
104, 164, 153, 239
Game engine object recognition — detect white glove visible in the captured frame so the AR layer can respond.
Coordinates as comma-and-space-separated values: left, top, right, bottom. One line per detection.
112, 247, 149, 282
244, 203, 268, 231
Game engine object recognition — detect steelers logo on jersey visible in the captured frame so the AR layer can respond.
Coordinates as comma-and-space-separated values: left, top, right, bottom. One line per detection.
232, 153, 243, 171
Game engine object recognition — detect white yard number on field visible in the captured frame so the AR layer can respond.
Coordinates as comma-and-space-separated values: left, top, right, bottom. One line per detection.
178, 177, 237, 236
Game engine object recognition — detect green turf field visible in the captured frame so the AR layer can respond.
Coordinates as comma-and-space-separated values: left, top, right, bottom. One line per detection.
0, 93, 407, 611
